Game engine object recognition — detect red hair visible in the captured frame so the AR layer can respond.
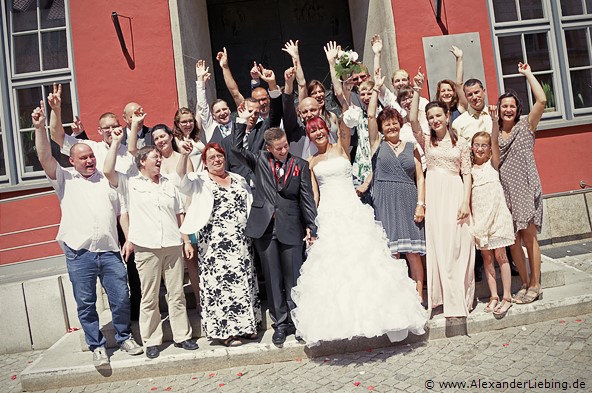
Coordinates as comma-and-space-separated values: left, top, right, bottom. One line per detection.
305, 116, 329, 137
201, 142, 226, 166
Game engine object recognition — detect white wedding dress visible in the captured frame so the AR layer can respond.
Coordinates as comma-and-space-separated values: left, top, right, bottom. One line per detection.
291, 156, 427, 346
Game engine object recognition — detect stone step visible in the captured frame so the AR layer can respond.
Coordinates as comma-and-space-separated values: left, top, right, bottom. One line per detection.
20, 257, 592, 392
83, 257, 565, 352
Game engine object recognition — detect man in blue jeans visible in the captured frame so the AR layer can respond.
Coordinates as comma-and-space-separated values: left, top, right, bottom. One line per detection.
32, 102, 143, 367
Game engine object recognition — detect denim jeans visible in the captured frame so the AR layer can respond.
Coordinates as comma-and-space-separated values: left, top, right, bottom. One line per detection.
65, 246, 132, 351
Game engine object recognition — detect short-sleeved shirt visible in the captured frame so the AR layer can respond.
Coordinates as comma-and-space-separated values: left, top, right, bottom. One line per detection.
117, 173, 185, 249
451, 105, 493, 142
50, 166, 122, 252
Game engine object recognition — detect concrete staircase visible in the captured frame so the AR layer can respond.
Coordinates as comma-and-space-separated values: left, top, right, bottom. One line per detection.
19, 253, 592, 391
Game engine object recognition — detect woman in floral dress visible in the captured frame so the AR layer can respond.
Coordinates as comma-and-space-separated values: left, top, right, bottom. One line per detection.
175, 141, 261, 347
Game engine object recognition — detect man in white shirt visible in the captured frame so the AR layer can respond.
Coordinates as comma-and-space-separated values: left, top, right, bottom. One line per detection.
31, 102, 142, 368
451, 78, 493, 141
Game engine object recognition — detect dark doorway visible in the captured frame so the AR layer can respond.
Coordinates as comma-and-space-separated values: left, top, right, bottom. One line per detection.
206, 0, 354, 107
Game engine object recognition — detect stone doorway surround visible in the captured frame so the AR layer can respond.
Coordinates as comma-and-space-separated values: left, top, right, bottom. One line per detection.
168, 0, 399, 110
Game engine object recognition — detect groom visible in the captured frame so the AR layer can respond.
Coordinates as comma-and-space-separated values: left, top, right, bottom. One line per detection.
233, 106, 317, 346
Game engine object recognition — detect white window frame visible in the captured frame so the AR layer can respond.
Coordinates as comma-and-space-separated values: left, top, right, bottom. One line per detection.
488, 0, 592, 130
1, 0, 79, 191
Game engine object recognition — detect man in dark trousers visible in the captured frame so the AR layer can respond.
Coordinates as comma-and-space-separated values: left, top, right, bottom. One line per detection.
232, 106, 317, 347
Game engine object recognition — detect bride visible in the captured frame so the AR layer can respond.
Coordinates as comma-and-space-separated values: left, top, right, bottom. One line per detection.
291, 114, 427, 347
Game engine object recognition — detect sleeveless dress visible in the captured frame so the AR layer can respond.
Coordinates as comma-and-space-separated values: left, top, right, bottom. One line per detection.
291, 156, 427, 347
471, 160, 515, 250
424, 136, 475, 317
372, 141, 426, 255
498, 117, 543, 234
198, 178, 261, 339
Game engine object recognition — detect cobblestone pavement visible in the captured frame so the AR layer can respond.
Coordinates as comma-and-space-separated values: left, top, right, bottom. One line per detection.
3, 314, 591, 393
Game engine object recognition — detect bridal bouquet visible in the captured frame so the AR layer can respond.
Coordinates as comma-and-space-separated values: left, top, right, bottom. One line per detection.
334, 50, 363, 82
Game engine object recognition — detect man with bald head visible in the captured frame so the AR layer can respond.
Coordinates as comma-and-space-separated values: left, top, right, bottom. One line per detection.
122, 102, 152, 148
32, 102, 142, 368
268, 71, 336, 159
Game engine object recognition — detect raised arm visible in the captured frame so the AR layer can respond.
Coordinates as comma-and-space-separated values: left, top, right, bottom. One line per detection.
32, 102, 57, 180
410, 67, 426, 150
282, 40, 307, 102
127, 107, 146, 156
520, 62, 547, 131
176, 139, 193, 179
324, 41, 347, 107
47, 83, 65, 148
338, 105, 352, 159
231, 104, 258, 170
489, 104, 501, 170
216, 47, 244, 107
371, 34, 382, 78
450, 46, 467, 112
249, 61, 261, 89
284, 66, 296, 96
104, 126, 124, 187
195, 60, 215, 131
367, 68, 384, 155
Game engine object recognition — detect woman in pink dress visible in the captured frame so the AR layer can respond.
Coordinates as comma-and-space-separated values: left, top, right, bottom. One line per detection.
410, 69, 475, 318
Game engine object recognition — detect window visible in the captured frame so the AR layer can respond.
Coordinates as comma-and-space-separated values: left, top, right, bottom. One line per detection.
1, 0, 77, 190
489, 0, 592, 124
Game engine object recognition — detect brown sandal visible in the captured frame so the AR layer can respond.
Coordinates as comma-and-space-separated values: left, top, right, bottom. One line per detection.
493, 298, 512, 317
484, 296, 499, 313
516, 287, 542, 304
512, 284, 528, 303
240, 333, 258, 340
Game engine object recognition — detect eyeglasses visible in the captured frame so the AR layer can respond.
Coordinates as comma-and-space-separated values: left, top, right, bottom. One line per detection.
472, 143, 490, 149
179, 119, 194, 125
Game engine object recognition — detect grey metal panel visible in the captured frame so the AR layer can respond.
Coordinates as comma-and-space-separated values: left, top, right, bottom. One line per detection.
422, 32, 486, 101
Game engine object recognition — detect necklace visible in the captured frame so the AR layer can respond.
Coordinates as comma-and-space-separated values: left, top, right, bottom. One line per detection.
386, 139, 402, 151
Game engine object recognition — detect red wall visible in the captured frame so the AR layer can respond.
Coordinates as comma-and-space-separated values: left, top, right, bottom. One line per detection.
391, 0, 592, 194
69, 1, 179, 140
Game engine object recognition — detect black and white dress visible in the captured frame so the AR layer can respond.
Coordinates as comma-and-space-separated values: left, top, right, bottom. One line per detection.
198, 178, 261, 339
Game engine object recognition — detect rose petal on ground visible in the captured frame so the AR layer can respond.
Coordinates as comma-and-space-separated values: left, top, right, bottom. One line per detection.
150, 388, 157, 391
10, 375, 17, 380
237, 372, 243, 377
368, 386, 375, 390
218, 383, 225, 387
164, 388, 172, 391
502, 343, 509, 347
209, 373, 216, 378
575, 319, 583, 323
559, 320, 566, 324
354, 381, 361, 386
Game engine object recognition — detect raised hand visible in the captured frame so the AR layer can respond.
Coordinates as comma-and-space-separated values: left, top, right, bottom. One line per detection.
284, 66, 296, 84
237, 102, 255, 120
518, 62, 531, 76
71, 115, 84, 135
195, 60, 209, 80
413, 66, 425, 89
249, 61, 261, 79
374, 67, 385, 89
258, 64, 276, 83
203, 71, 212, 84
47, 83, 62, 110
488, 104, 499, 123
132, 106, 147, 125
371, 34, 382, 54
450, 45, 463, 59
31, 101, 46, 128
178, 139, 193, 155
282, 39, 300, 59
216, 47, 229, 69
111, 126, 124, 144
324, 41, 340, 64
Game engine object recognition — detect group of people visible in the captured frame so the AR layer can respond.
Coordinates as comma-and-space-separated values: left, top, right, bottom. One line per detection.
34, 33, 546, 365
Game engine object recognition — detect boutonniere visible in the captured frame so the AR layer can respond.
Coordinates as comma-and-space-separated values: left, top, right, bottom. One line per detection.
293, 165, 300, 177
